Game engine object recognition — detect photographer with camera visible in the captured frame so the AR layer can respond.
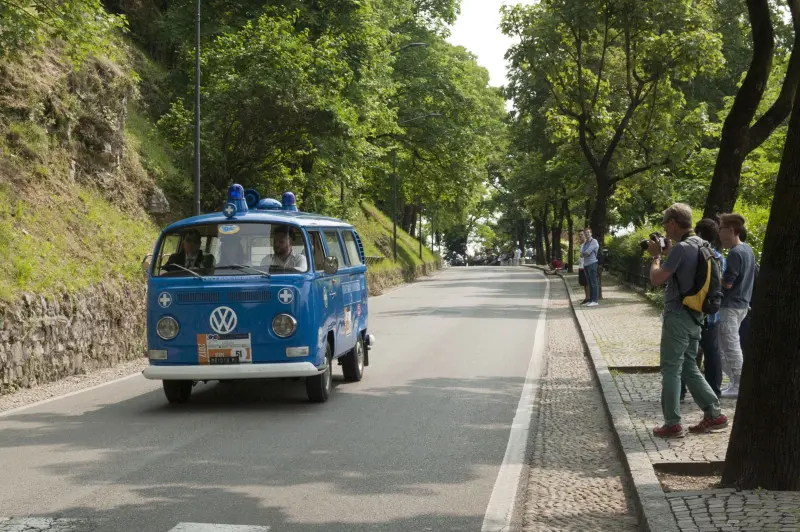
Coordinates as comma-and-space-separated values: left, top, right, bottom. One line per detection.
647, 203, 727, 438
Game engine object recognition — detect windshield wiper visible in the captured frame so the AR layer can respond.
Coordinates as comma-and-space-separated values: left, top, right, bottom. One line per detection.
167, 263, 203, 279
223, 264, 270, 278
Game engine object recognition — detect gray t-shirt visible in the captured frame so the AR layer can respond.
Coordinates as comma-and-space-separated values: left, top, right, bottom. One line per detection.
662, 236, 702, 314
581, 238, 599, 266
722, 243, 755, 309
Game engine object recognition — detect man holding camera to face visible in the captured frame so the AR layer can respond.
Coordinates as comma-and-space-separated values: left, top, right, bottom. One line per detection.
647, 203, 727, 438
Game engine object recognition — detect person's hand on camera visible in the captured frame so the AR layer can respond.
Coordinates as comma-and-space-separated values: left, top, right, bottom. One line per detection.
663, 238, 672, 254
647, 238, 663, 258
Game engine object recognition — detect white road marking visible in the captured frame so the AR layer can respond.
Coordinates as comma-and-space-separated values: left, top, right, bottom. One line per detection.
0, 517, 85, 531
481, 271, 550, 531
168, 524, 269, 532
0, 372, 145, 418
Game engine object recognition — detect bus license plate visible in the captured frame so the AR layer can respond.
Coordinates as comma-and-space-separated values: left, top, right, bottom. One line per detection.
198, 333, 252, 365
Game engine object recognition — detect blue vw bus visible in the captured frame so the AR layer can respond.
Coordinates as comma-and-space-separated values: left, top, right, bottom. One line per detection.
143, 184, 374, 404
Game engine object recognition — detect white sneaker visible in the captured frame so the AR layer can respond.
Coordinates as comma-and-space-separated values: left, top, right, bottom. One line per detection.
585, 302, 599, 307
721, 386, 739, 398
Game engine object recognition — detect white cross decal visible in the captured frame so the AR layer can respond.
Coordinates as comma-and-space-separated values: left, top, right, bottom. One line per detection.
158, 292, 172, 308
223, 203, 236, 217
278, 288, 293, 304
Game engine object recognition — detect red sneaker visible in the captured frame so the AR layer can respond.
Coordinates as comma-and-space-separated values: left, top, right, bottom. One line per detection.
653, 424, 684, 438
689, 414, 729, 433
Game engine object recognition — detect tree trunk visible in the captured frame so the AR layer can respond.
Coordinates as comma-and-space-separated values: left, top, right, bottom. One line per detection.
402, 205, 415, 235
541, 205, 551, 262
590, 176, 612, 247
551, 200, 565, 260
703, 0, 776, 219
565, 198, 574, 273
721, 92, 800, 490
583, 199, 592, 229
534, 218, 546, 265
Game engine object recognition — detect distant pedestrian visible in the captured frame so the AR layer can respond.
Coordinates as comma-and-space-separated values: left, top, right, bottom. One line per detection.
647, 203, 727, 438
577, 231, 589, 304
580, 228, 599, 306
514, 247, 522, 266
717, 213, 757, 398
680, 218, 725, 400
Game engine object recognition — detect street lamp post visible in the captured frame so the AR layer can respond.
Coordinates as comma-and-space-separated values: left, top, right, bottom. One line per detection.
418, 202, 423, 260
391, 147, 398, 262
193, 0, 201, 216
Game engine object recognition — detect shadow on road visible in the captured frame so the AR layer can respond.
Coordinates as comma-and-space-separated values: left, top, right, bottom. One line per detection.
0, 375, 528, 531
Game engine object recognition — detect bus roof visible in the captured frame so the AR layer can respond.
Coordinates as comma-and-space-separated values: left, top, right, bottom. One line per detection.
164, 209, 354, 233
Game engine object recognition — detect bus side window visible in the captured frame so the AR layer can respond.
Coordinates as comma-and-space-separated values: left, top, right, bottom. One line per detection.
342, 231, 363, 266
324, 231, 347, 267
308, 231, 326, 272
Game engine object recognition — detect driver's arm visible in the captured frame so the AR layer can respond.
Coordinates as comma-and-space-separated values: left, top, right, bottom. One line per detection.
293, 254, 308, 272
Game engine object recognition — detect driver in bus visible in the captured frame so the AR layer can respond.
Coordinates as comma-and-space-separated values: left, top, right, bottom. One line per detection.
260, 225, 308, 271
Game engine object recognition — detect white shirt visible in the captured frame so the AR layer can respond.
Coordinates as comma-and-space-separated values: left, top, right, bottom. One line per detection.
260, 252, 308, 272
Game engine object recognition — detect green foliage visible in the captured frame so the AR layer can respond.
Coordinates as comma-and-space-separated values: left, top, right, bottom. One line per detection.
0, 0, 127, 64
732, 202, 769, 263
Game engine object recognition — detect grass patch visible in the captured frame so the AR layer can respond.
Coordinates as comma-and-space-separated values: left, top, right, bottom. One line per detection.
0, 184, 158, 300
358, 202, 437, 266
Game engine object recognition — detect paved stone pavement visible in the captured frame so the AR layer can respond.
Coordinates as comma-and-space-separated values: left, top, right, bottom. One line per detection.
523, 277, 639, 531
667, 490, 800, 532
568, 272, 800, 532
568, 276, 660, 368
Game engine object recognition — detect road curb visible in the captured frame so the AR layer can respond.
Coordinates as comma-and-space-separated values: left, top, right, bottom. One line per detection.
558, 273, 680, 532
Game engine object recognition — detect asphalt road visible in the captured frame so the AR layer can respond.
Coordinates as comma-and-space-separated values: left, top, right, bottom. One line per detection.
0, 267, 548, 532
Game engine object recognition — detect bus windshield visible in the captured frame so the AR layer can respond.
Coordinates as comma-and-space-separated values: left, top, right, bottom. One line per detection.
154, 222, 309, 277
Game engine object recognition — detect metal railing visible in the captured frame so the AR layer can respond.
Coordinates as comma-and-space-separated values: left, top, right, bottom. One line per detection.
365, 256, 387, 266
606, 263, 653, 290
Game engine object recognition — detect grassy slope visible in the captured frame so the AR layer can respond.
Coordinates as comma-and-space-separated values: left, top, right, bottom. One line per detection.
0, 52, 434, 302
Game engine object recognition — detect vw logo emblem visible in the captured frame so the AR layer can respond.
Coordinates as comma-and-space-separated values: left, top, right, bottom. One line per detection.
209, 306, 238, 334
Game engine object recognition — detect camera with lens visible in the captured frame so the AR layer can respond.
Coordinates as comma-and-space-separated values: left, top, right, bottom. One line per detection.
639, 232, 667, 253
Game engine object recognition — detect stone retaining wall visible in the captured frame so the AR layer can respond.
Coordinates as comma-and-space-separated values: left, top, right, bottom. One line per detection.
0, 281, 146, 394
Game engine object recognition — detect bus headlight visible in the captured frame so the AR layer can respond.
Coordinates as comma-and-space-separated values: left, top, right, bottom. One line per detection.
156, 316, 180, 340
272, 314, 297, 338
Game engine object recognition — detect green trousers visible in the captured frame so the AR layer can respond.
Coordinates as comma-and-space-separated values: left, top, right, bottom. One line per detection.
660, 309, 722, 427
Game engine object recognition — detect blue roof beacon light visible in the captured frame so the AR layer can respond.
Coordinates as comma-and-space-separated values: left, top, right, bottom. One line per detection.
256, 198, 283, 211
244, 188, 261, 209
224, 184, 248, 218
282, 191, 298, 212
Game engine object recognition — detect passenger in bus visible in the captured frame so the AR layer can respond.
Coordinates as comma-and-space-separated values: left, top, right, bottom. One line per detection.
261, 225, 308, 271
165, 230, 206, 269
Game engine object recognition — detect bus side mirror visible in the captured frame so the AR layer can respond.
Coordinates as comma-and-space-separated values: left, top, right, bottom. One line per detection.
142, 254, 153, 277
323, 256, 339, 275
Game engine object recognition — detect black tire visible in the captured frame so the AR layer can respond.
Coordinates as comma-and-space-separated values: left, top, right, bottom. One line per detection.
341, 335, 365, 382
306, 343, 333, 403
163, 380, 192, 404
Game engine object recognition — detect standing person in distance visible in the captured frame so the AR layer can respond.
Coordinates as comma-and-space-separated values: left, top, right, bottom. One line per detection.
580, 228, 600, 307
578, 231, 589, 304
647, 203, 727, 438
717, 213, 757, 398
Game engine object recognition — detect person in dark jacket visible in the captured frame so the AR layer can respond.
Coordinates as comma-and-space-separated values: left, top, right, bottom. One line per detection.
165, 230, 206, 269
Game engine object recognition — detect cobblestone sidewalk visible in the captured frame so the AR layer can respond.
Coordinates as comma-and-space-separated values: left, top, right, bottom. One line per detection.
523, 277, 638, 531
566, 273, 800, 532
